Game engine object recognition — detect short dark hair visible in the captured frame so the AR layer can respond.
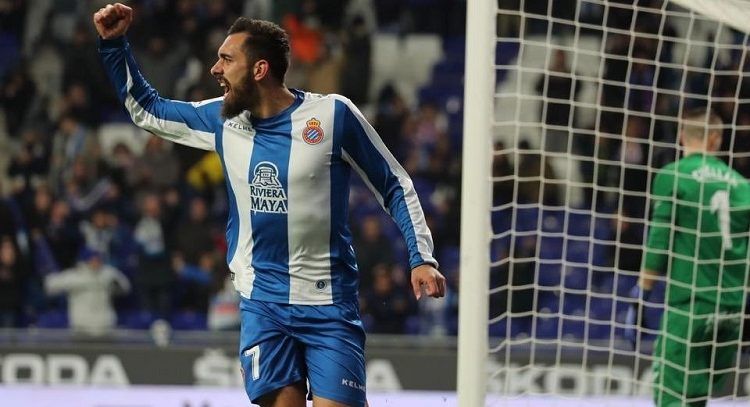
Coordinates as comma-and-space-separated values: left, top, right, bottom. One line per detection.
228, 18, 290, 84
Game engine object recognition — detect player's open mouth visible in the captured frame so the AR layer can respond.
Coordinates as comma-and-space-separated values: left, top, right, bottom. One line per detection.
219, 80, 229, 95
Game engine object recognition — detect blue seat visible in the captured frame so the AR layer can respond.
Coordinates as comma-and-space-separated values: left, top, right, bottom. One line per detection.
404, 315, 421, 335
496, 42, 519, 65
121, 310, 157, 329
515, 207, 540, 232
442, 37, 466, 58
537, 263, 562, 287
36, 309, 68, 329
561, 317, 585, 339
170, 311, 207, 331
565, 240, 590, 264
561, 294, 586, 315
534, 316, 559, 339
587, 321, 612, 340
492, 208, 512, 234
589, 297, 614, 320
563, 267, 589, 290
536, 290, 560, 313
593, 215, 614, 240
539, 236, 563, 260
594, 272, 615, 293
613, 273, 639, 296
489, 317, 530, 339
540, 209, 565, 232
566, 213, 592, 236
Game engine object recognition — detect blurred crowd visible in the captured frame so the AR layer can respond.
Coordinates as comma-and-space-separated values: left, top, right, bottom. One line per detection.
0, 0, 466, 337
491, 0, 750, 337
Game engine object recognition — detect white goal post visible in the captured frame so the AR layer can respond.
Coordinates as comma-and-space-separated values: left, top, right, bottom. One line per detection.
459, 0, 750, 404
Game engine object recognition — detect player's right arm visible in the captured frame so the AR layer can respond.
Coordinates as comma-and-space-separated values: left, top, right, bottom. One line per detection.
94, 3, 220, 151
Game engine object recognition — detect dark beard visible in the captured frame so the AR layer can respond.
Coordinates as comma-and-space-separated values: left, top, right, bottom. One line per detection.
221, 79, 258, 119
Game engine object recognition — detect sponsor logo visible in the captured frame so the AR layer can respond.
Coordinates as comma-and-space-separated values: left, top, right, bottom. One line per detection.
226, 121, 252, 132
250, 162, 287, 214
315, 280, 328, 290
0, 354, 129, 385
302, 117, 324, 145
341, 378, 366, 392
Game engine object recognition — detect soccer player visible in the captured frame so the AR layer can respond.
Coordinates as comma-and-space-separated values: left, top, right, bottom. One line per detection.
631, 107, 750, 406
93, 4, 446, 407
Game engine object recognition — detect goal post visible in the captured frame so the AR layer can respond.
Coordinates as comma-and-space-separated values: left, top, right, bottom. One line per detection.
459, 0, 750, 404
457, 0, 494, 405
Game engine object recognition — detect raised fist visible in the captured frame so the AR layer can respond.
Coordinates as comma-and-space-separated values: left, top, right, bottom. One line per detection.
93, 3, 133, 39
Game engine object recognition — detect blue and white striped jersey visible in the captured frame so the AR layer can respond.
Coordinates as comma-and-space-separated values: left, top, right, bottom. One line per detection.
99, 37, 437, 305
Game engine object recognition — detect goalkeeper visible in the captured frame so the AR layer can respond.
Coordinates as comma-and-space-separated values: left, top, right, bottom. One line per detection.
634, 107, 750, 406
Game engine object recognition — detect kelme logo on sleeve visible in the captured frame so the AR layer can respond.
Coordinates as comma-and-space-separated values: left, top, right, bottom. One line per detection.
250, 162, 287, 214
302, 117, 324, 145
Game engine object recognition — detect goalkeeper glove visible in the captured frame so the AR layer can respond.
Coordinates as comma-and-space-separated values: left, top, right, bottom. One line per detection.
624, 284, 652, 349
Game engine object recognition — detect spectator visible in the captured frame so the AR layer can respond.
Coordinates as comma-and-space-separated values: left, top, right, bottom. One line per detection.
340, 15, 372, 105
373, 84, 410, 155
133, 136, 180, 191
7, 127, 50, 194
62, 22, 117, 116
616, 116, 649, 219
173, 196, 216, 265
207, 274, 241, 331
354, 214, 395, 289
0, 64, 36, 137
134, 35, 189, 99
361, 264, 413, 334
535, 49, 580, 152
0, 236, 25, 328
133, 193, 173, 319
23, 184, 53, 235
44, 247, 131, 336
172, 251, 215, 313
44, 199, 82, 270
516, 141, 561, 206
0, 181, 19, 239
403, 102, 449, 175
49, 115, 97, 194
79, 206, 117, 259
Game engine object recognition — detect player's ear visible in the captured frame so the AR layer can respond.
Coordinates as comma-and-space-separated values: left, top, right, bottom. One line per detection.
709, 131, 722, 151
253, 59, 269, 81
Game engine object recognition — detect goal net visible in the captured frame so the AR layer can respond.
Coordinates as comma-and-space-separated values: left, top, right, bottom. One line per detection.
459, 0, 750, 404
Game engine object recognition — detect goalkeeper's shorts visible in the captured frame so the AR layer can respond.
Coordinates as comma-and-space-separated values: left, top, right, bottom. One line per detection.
652, 306, 742, 407
238, 297, 367, 406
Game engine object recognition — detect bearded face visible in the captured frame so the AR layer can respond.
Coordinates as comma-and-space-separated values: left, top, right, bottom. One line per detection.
220, 70, 259, 119
210, 33, 262, 119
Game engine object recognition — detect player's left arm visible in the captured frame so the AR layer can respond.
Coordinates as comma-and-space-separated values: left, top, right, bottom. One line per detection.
642, 168, 676, 282
338, 98, 445, 299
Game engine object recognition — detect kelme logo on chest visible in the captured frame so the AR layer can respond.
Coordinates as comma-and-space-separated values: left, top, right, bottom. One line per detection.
227, 121, 252, 132
302, 117, 324, 145
250, 162, 287, 214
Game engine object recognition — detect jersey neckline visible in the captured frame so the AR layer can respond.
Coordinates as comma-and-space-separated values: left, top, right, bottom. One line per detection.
249, 88, 304, 127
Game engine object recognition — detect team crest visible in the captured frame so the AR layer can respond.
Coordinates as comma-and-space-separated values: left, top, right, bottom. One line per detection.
302, 117, 324, 145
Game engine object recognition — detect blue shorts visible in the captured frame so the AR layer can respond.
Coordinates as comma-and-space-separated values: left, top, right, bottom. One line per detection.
239, 298, 367, 406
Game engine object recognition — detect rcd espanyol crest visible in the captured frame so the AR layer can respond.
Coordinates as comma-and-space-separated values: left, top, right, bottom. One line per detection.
250, 162, 287, 214
302, 117, 324, 145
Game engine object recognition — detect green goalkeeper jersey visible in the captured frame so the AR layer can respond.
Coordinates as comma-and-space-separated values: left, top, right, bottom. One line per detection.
644, 153, 750, 312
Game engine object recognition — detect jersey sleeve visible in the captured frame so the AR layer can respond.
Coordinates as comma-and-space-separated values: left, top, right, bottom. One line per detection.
338, 98, 438, 270
643, 166, 677, 272
98, 36, 221, 151
44, 269, 86, 295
